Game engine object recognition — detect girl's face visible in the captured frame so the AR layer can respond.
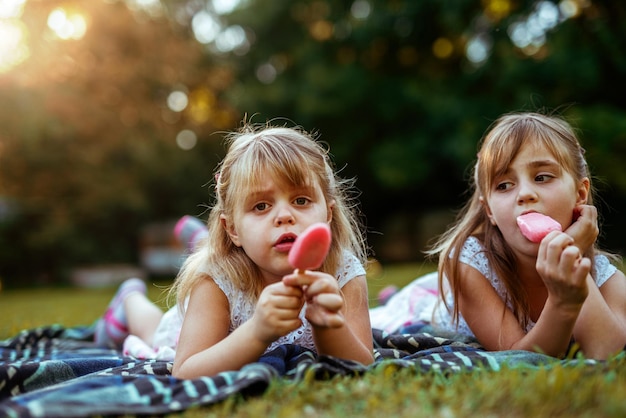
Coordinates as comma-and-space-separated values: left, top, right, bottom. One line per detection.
482, 140, 589, 257
221, 174, 333, 284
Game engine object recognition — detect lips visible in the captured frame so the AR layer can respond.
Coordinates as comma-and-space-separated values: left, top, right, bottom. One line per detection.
274, 233, 297, 252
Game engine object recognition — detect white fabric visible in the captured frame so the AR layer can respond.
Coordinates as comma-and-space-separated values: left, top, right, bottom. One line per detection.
433, 236, 617, 337
370, 236, 618, 338
127, 251, 365, 360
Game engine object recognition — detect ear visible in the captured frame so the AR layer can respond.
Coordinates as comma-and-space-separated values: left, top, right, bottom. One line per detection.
576, 177, 590, 205
326, 199, 335, 224
220, 214, 241, 247
479, 195, 497, 226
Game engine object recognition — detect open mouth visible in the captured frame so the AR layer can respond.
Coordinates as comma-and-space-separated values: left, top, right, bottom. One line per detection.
275, 233, 297, 251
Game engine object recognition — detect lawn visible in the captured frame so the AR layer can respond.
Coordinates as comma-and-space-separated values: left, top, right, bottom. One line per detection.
2, 262, 626, 417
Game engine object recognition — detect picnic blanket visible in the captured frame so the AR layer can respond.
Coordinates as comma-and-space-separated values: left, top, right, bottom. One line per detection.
0, 324, 600, 418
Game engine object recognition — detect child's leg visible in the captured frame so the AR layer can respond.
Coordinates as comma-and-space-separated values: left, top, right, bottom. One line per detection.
124, 292, 163, 346
94, 278, 152, 348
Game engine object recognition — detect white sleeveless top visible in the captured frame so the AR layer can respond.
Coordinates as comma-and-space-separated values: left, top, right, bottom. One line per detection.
432, 236, 617, 337
151, 251, 365, 354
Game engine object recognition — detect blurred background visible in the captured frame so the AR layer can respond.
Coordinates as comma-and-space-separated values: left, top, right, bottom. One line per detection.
1, 0, 625, 288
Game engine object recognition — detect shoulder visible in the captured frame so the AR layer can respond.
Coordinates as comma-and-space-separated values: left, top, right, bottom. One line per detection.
336, 250, 366, 288
188, 275, 228, 305
184, 275, 230, 324
593, 254, 618, 287
458, 236, 490, 274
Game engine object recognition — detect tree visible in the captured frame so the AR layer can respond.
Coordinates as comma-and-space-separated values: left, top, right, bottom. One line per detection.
0, 0, 237, 284
202, 0, 626, 258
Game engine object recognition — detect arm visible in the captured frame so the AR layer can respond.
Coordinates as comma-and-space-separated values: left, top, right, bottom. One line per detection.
457, 263, 580, 356
458, 233, 590, 357
172, 276, 304, 379
573, 270, 626, 359
283, 272, 374, 364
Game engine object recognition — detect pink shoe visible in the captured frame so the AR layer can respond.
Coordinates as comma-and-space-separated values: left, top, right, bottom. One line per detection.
174, 216, 208, 251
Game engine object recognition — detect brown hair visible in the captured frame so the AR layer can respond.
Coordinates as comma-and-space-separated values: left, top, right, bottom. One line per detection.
428, 111, 597, 329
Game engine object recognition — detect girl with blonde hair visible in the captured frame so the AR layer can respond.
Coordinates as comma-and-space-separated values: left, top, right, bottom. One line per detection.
95, 123, 374, 377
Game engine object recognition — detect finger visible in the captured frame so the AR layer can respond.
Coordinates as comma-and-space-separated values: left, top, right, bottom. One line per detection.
267, 281, 304, 298
271, 294, 305, 310
538, 231, 566, 268
305, 278, 339, 297
282, 272, 317, 287
322, 314, 345, 328
312, 293, 344, 311
559, 245, 582, 273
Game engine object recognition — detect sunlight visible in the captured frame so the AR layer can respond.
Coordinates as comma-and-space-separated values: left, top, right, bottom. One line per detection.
0, 19, 29, 74
0, 0, 28, 74
212, 0, 241, 15
0, 0, 26, 19
47, 7, 87, 40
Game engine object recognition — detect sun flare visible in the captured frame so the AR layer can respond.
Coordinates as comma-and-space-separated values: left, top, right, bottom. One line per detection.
0, 19, 30, 74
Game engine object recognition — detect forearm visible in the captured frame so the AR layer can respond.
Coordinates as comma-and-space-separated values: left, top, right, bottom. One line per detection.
312, 323, 374, 365
509, 298, 581, 357
573, 278, 626, 359
172, 321, 268, 379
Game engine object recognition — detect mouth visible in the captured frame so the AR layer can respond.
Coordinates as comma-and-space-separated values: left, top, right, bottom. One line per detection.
274, 233, 297, 252
519, 210, 538, 216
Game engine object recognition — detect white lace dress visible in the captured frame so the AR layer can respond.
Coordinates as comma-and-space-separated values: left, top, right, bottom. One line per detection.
432, 236, 617, 337
124, 251, 365, 360
370, 235, 617, 337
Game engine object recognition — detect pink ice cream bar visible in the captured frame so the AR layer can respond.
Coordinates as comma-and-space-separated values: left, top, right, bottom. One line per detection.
288, 222, 332, 271
516, 212, 562, 243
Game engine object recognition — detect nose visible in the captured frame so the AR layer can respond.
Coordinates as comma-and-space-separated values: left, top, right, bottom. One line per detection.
274, 204, 295, 226
517, 180, 538, 205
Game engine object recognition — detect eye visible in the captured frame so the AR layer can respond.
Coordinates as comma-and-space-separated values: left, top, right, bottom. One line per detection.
535, 174, 553, 182
495, 181, 512, 191
294, 197, 309, 205
254, 202, 268, 211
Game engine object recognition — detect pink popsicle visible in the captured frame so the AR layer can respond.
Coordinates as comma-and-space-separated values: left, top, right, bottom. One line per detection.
517, 212, 562, 243
288, 222, 332, 272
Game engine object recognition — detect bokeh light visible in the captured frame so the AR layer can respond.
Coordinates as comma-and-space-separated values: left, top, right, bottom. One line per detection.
466, 34, 492, 65
192, 10, 221, 44
47, 8, 87, 40
432, 37, 454, 59
256, 62, 277, 84
167, 90, 189, 112
176, 129, 197, 150
0, 0, 28, 74
212, 0, 241, 15
0, 0, 26, 19
214, 25, 247, 53
351, 0, 371, 20
0, 19, 29, 74
508, 1, 561, 54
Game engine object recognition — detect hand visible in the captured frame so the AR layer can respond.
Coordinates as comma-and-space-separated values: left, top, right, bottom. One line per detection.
536, 231, 591, 311
283, 271, 345, 328
564, 204, 598, 255
251, 282, 305, 345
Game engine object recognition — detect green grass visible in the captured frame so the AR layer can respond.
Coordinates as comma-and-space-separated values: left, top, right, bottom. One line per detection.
2, 263, 626, 417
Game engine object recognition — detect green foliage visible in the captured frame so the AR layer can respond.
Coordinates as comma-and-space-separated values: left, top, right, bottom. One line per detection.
216, 0, 626, 257
3, 0, 626, 283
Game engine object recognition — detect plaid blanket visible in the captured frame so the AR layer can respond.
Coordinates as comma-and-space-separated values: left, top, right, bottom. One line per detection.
0, 324, 598, 417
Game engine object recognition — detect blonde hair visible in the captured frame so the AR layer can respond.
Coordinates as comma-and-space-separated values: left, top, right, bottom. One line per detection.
171, 123, 367, 310
428, 111, 600, 329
